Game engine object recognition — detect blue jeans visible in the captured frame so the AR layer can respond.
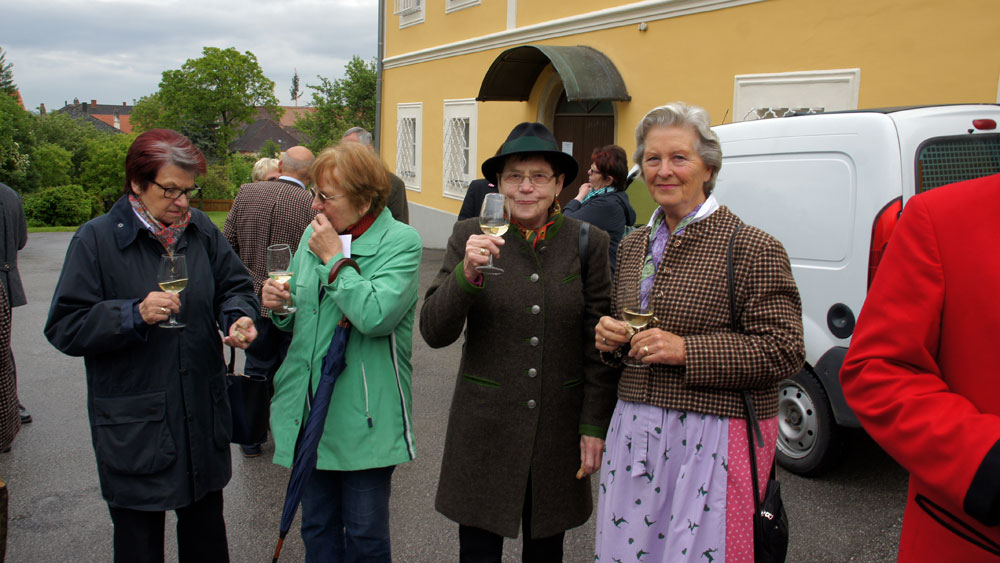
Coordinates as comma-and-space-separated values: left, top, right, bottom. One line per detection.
300, 465, 395, 563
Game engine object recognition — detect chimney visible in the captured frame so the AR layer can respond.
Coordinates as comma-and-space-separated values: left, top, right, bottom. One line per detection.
91, 99, 97, 106
39, 103, 46, 115
122, 102, 127, 107
82, 102, 88, 114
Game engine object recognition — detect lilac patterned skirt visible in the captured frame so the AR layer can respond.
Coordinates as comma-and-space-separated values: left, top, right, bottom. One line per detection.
594, 400, 777, 563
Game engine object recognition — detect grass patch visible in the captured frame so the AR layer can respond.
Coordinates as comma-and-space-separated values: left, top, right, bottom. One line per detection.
27, 211, 231, 233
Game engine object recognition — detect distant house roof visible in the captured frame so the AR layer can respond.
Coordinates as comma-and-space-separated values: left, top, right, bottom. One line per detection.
255, 105, 315, 128
230, 118, 304, 153
54, 99, 132, 133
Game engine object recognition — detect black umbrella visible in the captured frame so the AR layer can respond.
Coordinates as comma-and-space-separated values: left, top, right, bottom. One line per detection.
272, 317, 351, 562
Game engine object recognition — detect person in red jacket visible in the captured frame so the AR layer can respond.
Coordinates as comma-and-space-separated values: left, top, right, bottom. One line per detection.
840, 173, 1000, 560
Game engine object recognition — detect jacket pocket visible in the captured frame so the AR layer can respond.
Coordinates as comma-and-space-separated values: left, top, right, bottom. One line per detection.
92, 391, 177, 476
210, 376, 232, 449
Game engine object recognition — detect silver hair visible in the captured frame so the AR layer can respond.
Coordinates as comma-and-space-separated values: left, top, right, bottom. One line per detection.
342, 127, 373, 146
633, 102, 722, 195
281, 151, 312, 176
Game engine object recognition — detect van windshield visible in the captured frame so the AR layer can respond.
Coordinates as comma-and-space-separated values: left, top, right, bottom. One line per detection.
917, 135, 1000, 192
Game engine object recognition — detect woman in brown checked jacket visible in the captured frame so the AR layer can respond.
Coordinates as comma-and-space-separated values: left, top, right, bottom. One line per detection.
593, 103, 805, 562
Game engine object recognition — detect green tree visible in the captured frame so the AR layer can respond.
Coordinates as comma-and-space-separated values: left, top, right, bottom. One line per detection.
290, 69, 302, 106
295, 56, 376, 152
0, 93, 35, 191
130, 92, 165, 133
23, 184, 94, 226
31, 143, 73, 188
77, 133, 134, 213
260, 139, 280, 158
32, 111, 106, 180
0, 47, 15, 95
157, 47, 281, 159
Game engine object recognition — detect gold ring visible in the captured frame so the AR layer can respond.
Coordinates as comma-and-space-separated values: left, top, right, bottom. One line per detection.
479, 248, 488, 255
160, 307, 168, 314
602, 337, 608, 345
643, 345, 650, 355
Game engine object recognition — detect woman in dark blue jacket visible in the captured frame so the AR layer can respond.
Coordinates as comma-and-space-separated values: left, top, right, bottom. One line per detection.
45, 129, 259, 563
562, 145, 637, 276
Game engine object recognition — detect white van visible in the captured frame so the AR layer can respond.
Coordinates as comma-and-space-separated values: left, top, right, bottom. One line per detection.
712, 104, 1000, 475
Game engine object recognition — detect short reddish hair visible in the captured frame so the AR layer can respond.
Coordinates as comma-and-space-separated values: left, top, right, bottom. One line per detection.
123, 129, 207, 196
591, 144, 629, 191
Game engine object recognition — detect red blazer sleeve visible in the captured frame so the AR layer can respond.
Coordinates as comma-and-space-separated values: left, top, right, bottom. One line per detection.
840, 191, 1000, 526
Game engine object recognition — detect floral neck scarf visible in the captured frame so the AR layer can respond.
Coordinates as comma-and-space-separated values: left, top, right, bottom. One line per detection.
129, 193, 190, 254
513, 203, 562, 249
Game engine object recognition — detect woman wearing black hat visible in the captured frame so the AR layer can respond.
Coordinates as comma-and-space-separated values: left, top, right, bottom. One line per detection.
420, 122, 620, 561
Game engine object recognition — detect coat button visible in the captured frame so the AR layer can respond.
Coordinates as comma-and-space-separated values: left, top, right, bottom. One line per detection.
529, 336, 539, 346
673, 239, 681, 247
530, 273, 539, 282
527, 399, 537, 409
531, 305, 540, 315
527, 368, 537, 378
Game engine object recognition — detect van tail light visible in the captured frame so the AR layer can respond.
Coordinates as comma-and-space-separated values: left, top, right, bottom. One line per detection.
973, 119, 997, 130
868, 197, 902, 289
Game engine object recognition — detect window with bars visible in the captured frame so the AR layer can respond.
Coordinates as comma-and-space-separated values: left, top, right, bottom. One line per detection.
743, 107, 825, 120
917, 135, 1000, 192
397, 104, 422, 190
443, 100, 477, 199
445, 0, 479, 13
396, 0, 424, 27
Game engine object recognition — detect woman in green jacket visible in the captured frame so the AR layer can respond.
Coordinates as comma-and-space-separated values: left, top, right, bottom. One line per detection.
261, 142, 422, 562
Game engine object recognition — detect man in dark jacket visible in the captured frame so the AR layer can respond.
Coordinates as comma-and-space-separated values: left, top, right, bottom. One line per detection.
342, 127, 409, 224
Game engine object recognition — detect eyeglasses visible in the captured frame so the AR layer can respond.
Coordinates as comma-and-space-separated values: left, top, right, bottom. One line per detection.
587, 168, 601, 176
151, 181, 200, 200
500, 172, 556, 187
309, 187, 346, 202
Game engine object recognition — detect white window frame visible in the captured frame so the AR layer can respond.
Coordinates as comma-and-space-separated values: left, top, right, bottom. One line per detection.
397, 0, 424, 28
446, 0, 480, 14
396, 103, 422, 191
442, 99, 478, 200
732, 69, 861, 122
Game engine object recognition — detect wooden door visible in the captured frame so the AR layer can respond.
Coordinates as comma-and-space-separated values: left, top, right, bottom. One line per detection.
552, 95, 615, 207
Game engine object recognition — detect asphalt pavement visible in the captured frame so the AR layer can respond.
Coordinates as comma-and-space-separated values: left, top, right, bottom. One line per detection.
0, 232, 908, 562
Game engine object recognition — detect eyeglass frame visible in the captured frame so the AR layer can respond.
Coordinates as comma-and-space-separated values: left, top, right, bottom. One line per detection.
309, 187, 347, 202
150, 180, 201, 200
499, 172, 558, 187
587, 167, 603, 177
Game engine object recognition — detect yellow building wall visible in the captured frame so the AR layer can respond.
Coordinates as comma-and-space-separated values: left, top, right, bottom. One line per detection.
517, 0, 641, 27
384, 0, 509, 59
382, 0, 1000, 219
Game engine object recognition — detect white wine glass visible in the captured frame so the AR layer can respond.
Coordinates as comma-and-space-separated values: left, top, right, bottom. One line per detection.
158, 254, 187, 329
478, 192, 509, 275
267, 244, 296, 315
622, 278, 654, 367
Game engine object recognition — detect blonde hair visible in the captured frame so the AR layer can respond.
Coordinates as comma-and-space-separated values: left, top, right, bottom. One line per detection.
311, 143, 391, 216
251, 157, 280, 182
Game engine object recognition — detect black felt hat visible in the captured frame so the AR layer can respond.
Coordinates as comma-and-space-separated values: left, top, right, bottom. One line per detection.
481, 122, 579, 185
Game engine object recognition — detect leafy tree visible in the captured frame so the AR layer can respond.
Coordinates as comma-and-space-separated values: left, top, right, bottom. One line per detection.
30, 143, 73, 188
290, 69, 302, 106
295, 56, 376, 152
77, 133, 134, 212
32, 111, 106, 179
157, 47, 281, 160
229, 153, 257, 188
260, 139, 280, 158
130, 93, 165, 133
0, 93, 35, 191
0, 47, 15, 95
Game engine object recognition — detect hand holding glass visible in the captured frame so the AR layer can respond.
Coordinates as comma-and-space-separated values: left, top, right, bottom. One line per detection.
157, 254, 187, 328
622, 280, 653, 367
478, 193, 509, 275
267, 244, 296, 314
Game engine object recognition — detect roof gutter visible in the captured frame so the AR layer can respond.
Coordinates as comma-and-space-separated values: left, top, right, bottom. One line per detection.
375, 0, 385, 152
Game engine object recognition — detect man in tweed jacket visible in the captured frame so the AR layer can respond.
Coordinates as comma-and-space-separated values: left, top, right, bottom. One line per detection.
223, 155, 316, 455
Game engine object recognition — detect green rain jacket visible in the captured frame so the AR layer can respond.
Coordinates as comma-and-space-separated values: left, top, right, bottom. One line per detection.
270, 208, 422, 470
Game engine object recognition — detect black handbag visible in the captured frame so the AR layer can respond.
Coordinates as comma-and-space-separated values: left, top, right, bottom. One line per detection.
727, 225, 790, 563
226, 347, 270, 445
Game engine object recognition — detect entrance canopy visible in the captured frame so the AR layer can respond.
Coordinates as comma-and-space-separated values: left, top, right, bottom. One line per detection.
477, 45, 630, 103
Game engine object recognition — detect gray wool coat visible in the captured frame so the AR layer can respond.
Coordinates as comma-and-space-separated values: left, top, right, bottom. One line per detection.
420, 214, 620, 539
0, 183, 27, 307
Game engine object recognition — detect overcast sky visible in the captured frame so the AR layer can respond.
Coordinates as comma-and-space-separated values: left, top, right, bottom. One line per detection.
2, 0, 379, 113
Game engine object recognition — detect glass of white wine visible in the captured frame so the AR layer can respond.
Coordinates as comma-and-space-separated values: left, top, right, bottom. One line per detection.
158, 254, 188, 329
622, 278, 654, 367
267, 243, 296, 315
477, 192, 509, 275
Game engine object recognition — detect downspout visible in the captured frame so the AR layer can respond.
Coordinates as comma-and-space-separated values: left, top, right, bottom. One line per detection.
375, 0, 385, 152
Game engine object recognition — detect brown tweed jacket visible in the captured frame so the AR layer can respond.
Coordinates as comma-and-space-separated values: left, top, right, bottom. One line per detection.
610, 206, 804, 419
223, 181, 315, 316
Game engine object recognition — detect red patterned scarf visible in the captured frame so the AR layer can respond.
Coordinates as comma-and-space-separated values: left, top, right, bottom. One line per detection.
128, 193, 190, 254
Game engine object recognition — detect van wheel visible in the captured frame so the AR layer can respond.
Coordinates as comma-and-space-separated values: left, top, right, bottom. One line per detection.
775, 371, 843, 476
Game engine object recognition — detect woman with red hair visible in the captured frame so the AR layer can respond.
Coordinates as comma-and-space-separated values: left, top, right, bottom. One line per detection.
45, 129, 260, 562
